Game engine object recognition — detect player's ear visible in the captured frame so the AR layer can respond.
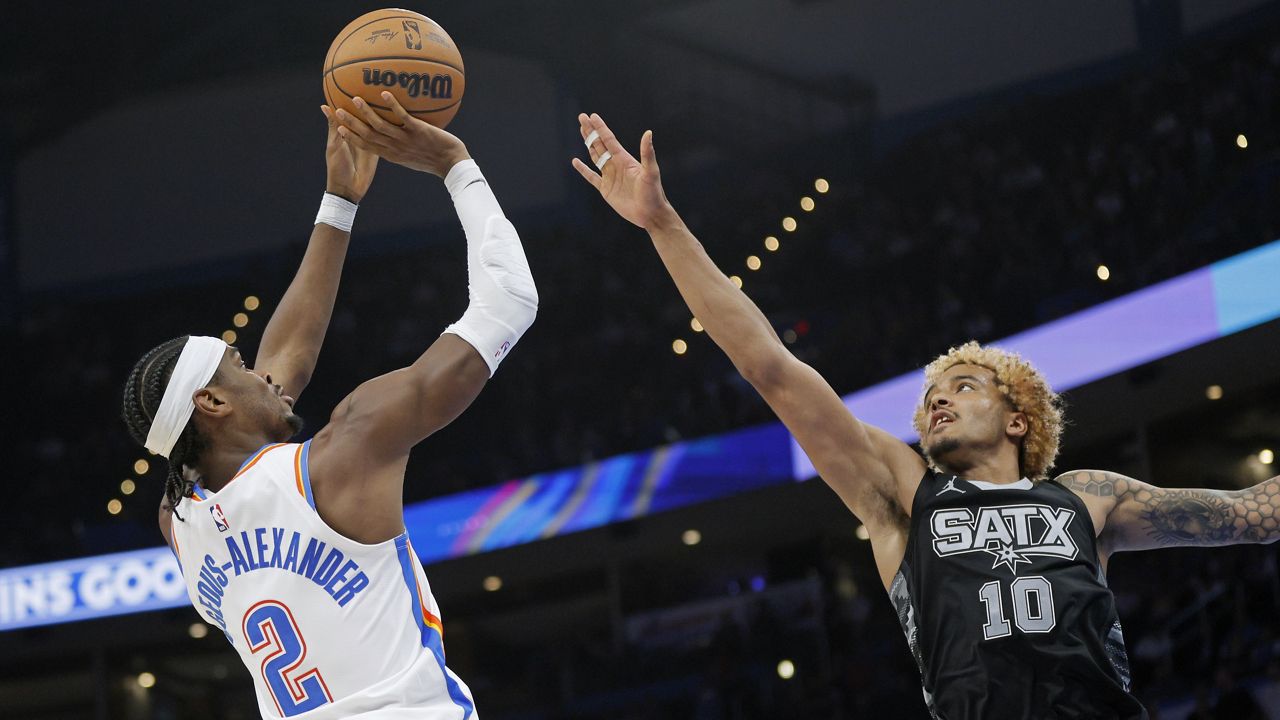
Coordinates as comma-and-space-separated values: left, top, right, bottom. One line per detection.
1006, 411, 1028, 440
192, 387, 230, 418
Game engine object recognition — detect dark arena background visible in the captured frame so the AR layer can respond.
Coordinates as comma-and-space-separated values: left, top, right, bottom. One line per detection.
5, 1, 1280, 718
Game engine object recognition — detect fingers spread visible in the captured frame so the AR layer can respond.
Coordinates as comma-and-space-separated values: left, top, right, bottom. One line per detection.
337, 125, 376, 153
335, 107, 375, 139
352, 96, 406, 138
590, 113, 628, 157
640, 129, 658, 172
380, 91, 413, 126
571, 157, 602, 190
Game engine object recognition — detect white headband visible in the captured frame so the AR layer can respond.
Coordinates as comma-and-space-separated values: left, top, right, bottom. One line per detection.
144, 336, 227, 458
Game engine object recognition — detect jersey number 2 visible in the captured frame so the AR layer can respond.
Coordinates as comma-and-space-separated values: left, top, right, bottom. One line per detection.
243, 600, 333, 716
978, 576, 1056, 640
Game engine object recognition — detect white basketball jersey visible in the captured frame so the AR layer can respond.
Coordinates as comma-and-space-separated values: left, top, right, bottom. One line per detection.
170, 441, 476, 719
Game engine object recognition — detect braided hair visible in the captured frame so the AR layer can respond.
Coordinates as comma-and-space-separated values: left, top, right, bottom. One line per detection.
121, 336, 214, 521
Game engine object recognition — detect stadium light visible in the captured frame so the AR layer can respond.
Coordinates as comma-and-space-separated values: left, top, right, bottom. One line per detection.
137, 672, 156, 689
483, 576, 503, 592
1206, 385, 1224, 400
1261, 449, 1275, 465
682, 529, 702, 546
777, 660, 796, 679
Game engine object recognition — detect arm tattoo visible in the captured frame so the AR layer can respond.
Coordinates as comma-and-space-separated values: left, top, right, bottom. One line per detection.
1139, 490, 1239, 545
1056, 470, 1120, 498
1058, 470, 1280, 549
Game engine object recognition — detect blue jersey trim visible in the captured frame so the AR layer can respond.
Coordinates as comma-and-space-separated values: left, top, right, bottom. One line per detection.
394, 535, 475, 719
191, 484, 209, 500
300, 439, 316, 510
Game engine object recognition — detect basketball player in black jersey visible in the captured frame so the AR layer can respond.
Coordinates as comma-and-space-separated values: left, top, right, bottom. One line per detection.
571, 113, 1280, 719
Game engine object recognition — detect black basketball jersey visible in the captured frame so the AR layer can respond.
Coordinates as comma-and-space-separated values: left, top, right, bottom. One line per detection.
890, 470, 1148, 719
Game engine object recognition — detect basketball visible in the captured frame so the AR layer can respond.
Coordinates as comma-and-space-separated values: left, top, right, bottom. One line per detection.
323, 9, 465, 129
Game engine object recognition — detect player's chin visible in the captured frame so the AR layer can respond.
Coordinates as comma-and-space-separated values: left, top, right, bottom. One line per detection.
283, 411, 305, 437
926, 436, 962, 462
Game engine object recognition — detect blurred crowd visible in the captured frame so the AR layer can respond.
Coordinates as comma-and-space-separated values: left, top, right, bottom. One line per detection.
11, 20, 1280, 719
462, 537, 1280, 720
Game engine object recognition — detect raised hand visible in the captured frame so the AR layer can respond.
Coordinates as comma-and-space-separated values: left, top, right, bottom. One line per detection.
321, 104, 379, 203
571, 113, 677, 232
334, 92, 470, 178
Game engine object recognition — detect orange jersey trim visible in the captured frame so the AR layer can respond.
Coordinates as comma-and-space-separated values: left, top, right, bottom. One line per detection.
232, 443, 288, 481
293, 445, 306, 499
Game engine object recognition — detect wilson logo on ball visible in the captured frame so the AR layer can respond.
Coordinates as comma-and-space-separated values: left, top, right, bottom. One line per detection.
361, 69, 454, 99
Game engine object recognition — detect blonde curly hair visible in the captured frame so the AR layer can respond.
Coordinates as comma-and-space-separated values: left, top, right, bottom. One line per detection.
912, 341, 1064, 481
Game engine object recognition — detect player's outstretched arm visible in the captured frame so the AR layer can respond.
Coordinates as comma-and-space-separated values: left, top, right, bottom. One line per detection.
1057, 469, 1280, 553
308, 94, 537, 541
571, 113, 923, 527
254, 106, 379, 401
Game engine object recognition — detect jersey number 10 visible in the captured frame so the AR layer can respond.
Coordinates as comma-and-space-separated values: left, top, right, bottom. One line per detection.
978, 576, 1057, 640
243, 600, 333, 716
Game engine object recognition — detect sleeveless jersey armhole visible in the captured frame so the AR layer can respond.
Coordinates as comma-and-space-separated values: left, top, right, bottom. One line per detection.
1046, 479, 1104, 565
293, 439, 317, 511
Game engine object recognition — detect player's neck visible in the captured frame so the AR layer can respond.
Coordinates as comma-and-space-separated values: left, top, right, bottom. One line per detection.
196, 436, 277, 492
946, 451, 1022, 485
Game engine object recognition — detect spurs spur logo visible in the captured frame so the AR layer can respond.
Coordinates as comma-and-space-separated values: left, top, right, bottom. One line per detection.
931, 503, 1077, 573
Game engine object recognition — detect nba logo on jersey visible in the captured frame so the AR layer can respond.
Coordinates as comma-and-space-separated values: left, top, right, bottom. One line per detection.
210, 503, 230, 532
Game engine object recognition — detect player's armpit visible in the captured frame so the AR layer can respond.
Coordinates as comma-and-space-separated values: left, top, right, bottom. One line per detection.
320, 334, 490, 468
1078, 470, 1280, 552
749, 353, 925, 521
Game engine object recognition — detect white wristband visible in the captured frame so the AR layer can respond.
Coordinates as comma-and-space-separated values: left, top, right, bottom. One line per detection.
315, 193, 358, 232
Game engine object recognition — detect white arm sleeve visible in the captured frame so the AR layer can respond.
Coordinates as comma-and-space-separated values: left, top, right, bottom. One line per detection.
441, 159, 538, 376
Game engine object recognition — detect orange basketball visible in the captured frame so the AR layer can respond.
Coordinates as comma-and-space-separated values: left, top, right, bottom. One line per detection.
323, 9, 465, 129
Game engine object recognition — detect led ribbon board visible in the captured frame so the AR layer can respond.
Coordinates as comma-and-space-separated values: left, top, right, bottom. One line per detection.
790, 239, 1280, 479
3, 240, 1279, 631
0, 547, 185, 631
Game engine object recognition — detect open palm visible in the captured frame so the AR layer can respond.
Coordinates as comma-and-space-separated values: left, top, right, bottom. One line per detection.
571, 113, 671, 231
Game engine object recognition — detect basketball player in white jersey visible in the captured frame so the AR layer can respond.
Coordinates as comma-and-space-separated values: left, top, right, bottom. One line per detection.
572, 113, 1280, 718
122, 93, 537, 719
